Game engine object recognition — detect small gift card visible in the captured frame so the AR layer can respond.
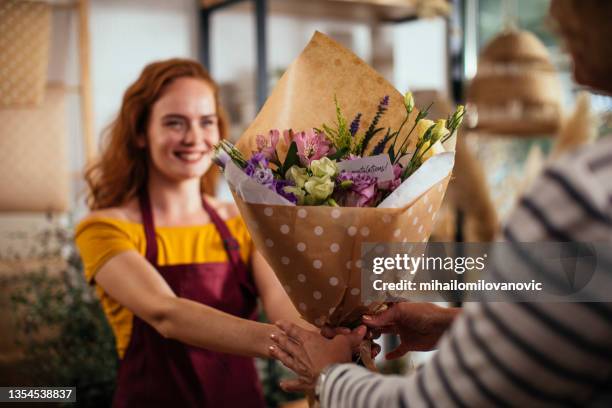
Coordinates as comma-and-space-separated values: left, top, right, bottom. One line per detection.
337, 154, 394, 182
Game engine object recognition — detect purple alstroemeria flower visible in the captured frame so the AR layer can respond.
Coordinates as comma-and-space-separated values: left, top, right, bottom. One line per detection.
256, 129, 280, 160
293, 129, 331, 166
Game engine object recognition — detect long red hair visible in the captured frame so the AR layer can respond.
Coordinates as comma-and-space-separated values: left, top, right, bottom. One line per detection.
85, 58, 227, 210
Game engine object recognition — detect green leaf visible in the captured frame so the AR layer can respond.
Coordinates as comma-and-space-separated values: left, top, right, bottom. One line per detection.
329, 146, 349, 161
389, 144, 395, 163
281, 142, 299, 175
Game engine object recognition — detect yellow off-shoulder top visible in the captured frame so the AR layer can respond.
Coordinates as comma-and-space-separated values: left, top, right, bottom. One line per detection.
74, 216, 253, 358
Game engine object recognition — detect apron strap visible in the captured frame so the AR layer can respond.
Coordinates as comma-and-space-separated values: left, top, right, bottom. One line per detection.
138, 186, 159, 265
202, 197, 258, 300
138, 186, 246, 272
201, 197, 244, 269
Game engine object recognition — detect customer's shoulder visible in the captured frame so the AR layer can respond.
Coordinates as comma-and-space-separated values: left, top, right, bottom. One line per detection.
552, 135, 612, 174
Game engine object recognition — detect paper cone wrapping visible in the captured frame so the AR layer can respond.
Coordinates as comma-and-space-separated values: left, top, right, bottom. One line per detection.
236, 32, 418, 159
234, 176, 449, 327
230, 32, 455, 327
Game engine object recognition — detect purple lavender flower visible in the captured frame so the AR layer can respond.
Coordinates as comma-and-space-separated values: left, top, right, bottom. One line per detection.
379, 95, 390, 108
349, 113, 362, 137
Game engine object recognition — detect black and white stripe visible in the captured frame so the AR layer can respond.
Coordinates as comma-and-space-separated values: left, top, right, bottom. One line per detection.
321, 136, 612, 407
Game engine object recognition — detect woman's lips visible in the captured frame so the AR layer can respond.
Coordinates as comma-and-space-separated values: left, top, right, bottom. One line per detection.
174, 151, 206, 163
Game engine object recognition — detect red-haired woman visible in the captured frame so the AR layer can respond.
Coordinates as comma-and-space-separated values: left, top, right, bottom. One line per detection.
75, 59, 304, 407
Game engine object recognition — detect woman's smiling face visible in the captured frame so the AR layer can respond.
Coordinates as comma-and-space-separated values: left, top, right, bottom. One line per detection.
145, 77, 220, 182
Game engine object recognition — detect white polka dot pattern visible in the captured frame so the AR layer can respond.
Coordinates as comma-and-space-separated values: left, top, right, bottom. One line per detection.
233, 177, 451, 325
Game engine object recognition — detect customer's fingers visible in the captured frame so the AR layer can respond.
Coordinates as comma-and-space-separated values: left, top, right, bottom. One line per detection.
362, 306, 398, 328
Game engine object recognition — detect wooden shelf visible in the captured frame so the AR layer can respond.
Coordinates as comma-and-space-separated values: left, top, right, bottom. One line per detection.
202, 0, 419, 23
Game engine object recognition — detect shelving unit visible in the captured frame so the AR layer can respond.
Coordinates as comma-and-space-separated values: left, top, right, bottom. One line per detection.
198, 0, 423, 110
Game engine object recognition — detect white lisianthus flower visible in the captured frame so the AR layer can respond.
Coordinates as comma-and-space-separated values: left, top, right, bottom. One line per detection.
310, 157, 338, 178
283, 186, 306, 205
285, 165, 309, 188
304, 175, 335, 202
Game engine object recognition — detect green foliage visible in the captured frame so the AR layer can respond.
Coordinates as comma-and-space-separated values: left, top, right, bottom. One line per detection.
280, 141, 300, 176
321, 96, 353, 158
1, 220, 117, 407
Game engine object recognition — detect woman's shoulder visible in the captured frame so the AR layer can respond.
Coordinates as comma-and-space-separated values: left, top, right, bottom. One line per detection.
76, 200, 142, 231
204, 195, 240, 221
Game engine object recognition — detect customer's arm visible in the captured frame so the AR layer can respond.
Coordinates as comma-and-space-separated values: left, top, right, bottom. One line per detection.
275, 141, 612, 407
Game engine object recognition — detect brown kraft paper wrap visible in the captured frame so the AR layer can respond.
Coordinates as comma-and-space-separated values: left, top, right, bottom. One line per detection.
229, 32, 454, 368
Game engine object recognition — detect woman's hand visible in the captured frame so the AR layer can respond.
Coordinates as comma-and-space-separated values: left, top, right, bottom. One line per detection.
363, 302, 460, 358
269, 321, 367, 392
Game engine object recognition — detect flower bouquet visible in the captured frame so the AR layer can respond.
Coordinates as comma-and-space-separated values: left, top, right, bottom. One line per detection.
214, 32, 463, 368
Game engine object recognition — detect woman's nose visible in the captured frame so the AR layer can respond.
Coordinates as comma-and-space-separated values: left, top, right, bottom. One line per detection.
181, 125, 201, 145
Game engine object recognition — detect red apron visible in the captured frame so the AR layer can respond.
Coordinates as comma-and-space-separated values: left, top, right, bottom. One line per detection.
112, 189, 265, 408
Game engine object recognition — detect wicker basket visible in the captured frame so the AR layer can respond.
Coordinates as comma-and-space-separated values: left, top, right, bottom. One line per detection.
467, 29, 562, 136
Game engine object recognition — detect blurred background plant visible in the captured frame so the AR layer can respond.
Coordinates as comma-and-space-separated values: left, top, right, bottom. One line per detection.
0, 217, 117, 407
0, 217, 310, 408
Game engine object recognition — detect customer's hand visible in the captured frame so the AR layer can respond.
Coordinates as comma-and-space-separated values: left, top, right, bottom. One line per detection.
320, 325, 381, 358
269, 321, 367, 392
363, 302, 460, 358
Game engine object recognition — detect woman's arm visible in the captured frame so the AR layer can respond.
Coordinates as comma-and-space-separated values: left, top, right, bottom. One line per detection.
95, 250, 275, 358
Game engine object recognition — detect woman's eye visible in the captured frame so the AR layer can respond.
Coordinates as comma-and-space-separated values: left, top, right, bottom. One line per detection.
201, 118, 217, 127
165, 120, 185, 130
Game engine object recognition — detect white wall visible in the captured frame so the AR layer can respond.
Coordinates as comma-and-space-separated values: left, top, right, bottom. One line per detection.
89, 0, 198, 143
393, 17, 448, 95
210, 10, 373, 84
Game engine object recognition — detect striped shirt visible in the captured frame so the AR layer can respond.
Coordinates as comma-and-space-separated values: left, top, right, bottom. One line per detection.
321, 136, 612, 407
